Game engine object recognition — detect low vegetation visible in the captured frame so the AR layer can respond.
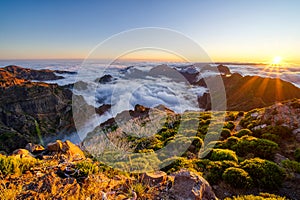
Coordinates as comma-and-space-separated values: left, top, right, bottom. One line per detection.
0, 154, 38, 176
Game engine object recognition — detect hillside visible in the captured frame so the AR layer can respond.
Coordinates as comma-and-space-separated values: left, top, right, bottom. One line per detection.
1, 99, 300, 199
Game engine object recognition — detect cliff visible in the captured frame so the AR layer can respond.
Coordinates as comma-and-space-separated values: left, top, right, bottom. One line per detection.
0, 67, 75, 152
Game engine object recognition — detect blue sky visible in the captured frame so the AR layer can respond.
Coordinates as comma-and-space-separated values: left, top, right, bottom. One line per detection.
0, 0, 299, 63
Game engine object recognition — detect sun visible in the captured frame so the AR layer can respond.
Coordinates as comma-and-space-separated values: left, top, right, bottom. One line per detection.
272, 56, 282, 65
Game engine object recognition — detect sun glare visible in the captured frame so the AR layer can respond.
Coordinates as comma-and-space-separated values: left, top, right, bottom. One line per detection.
272, 56, 282, 65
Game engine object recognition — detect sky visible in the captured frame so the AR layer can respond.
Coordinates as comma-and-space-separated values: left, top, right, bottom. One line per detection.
0, 0, 300, 64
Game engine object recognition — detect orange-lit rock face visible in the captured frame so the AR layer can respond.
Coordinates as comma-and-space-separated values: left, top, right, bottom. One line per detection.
0, 69, 26, 88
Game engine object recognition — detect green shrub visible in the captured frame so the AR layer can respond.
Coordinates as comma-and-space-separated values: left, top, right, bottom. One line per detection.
233, 136, 278, 159
210, 149, 238, 162
235, 129, 252, 138
254, 126, 292, 140
205, 160, 238, 184
253, 139, 279, 159
135, 137, 163, 151
241, 158, 284, 189
222, 167, 253, 188
221, 136, 240, 149
281, 159, 300, 174
160, 157, 194, 173
76, 161, 99, 176
221, 128, 231, 139
232, 135, 257, 155
224, 121, 235, 131
0, 155, 37, 176
295, 148, 300, 162
260, 133, 280, 143
226, 112, 238, 121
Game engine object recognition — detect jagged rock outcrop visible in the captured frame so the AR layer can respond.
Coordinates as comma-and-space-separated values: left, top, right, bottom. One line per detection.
0, 66, 76, 153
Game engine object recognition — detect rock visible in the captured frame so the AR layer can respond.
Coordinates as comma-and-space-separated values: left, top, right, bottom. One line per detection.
141, 171, 167, 186
25, 143, 45, 154
252, 124, 267, 131
170, 169, 217, 200
178, 65, 200, 84
95, 74, 113, 84
274, 153, 288, 164
217, 64, 231, 75
95, 104, 111, 115
292, 128, 300, 136
11, 148, 34, 158
62, 140, 86, 161
47, 140, 85, 161
47, 140, 64, 152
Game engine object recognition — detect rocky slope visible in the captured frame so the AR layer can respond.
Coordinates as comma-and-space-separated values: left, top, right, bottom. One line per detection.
0, 140, 217, 200
0, 66, 76, 153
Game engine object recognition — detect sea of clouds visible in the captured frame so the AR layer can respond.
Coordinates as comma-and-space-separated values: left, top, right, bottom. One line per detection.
0, 59, 299, 142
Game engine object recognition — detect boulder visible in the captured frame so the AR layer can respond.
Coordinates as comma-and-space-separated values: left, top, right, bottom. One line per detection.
170, 169, 217, 200
47, 140, 85, 161
11, 148, 34, 158
141, 171, 167, 186
47, 140, 64, 152
62, 140, 86, 161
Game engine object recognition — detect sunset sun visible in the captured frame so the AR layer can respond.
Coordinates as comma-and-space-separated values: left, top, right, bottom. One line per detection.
272, 56, 282, 65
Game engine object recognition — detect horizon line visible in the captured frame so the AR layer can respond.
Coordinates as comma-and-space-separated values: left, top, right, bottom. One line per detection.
0, 58, 277, 66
